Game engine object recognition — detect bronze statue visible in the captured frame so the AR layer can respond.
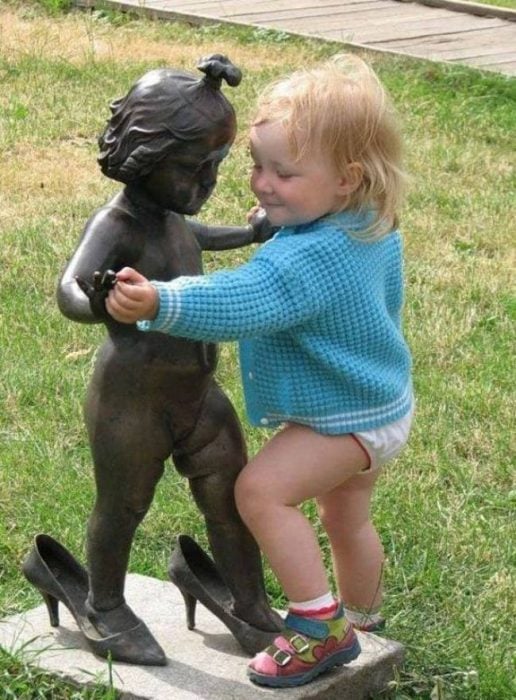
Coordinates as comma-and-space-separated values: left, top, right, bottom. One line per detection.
22, 56, 280, 666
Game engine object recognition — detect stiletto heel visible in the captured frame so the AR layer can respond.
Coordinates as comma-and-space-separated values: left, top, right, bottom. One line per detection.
179, 589, 197, 630
22, 534, 166, 666
41, 591, 59, 627
169, 535, 282, 655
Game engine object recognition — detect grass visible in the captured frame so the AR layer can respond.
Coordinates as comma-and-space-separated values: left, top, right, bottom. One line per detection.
460, 0, 516, 8
1, 1, 515, 698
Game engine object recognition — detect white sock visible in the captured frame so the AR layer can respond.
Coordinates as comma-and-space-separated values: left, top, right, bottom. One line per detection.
289, 592, 336, 612
344, 607, 383, 627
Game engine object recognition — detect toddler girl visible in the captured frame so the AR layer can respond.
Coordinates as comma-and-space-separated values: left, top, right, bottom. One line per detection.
106, 54, 413, 688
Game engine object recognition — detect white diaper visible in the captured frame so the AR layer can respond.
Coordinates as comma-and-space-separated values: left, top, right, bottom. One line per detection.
354, 406, 414, 472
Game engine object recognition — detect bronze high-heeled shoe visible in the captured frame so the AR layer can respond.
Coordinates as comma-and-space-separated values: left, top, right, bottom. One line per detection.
22, 534, 166, 666
168, 535, 282, 655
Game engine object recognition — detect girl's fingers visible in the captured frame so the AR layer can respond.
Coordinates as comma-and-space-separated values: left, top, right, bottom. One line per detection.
115, 267, 148, 284
246, 204, 261, 222
106, 281, 157, 322
115, 280, 151, 302
105, 296, 132, 322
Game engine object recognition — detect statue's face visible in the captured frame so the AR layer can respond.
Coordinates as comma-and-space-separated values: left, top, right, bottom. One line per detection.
142, 124, 235, 214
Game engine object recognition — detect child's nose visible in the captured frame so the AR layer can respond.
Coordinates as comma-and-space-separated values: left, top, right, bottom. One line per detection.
253, 169, 273, 194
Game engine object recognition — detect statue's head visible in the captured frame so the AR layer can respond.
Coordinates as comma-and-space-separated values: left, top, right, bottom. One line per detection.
97, 55, 242, 214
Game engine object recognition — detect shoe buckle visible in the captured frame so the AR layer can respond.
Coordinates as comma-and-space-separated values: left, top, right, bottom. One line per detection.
272, 648, 292, 667
289, 633, 310, 653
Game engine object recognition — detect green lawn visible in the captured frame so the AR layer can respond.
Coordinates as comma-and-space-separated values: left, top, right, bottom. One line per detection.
1, 2, 514, 698
461, 0, 515, 9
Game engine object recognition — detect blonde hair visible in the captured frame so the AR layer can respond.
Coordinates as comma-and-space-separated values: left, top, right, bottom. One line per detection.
252, 54, 406, 238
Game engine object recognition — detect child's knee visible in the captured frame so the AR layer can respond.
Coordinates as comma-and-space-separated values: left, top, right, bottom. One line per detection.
234, 468, 253, 514
234, 467, 266, 521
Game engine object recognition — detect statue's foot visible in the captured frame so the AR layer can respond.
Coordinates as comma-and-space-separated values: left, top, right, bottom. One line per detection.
22, 534, 166, 666
85, 598, 167, 666
85, 598, 141, 636
232, 600, 283, 633
169, 535, 283, 654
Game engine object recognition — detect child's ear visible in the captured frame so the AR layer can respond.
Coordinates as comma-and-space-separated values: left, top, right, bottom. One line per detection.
337, 162, 363, 195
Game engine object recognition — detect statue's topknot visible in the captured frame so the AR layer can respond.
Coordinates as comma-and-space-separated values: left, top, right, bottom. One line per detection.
197, 54, 242, 89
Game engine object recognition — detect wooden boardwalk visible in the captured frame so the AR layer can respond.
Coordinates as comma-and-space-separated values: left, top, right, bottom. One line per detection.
95, 0, 516, 76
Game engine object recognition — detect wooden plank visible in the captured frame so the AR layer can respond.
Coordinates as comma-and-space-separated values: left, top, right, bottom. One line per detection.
261, 10, 506, 30
466, 53, 516, 66
136, 0, 384, 23
162, 0, 383, 10
318, 17, 507, 43
478, 62, 516, 74
378, 24, 516, 47
169, 1, 450, 22
433, 44, 516, 59
93, 0, 248, 26
156, 0, 380, 16
141, 0, 456, 31
230, 7, 453, 24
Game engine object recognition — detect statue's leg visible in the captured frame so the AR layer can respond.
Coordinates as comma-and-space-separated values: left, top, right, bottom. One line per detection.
85, 395, 172, 635
172, 381, 281, 632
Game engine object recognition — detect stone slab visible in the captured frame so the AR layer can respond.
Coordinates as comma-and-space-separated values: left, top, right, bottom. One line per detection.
0, 574, 404, 699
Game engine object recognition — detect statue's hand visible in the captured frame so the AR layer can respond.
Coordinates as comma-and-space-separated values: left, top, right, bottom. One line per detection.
248, 207, 279, 244
75, 270, 117, 319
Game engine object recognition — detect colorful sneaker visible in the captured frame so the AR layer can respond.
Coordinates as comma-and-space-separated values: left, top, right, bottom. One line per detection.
247, 603, 361, 688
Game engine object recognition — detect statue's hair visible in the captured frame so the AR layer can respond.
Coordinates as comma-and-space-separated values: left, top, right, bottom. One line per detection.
252, 54, 406, 239
98, 55, 242, 184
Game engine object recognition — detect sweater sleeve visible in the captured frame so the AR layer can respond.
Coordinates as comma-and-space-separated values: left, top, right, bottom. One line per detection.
137, 254, 326, 342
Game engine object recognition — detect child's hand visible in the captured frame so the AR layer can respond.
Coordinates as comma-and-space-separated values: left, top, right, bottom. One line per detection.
246, 204, 262, 224
106, 267, 159, 324
247, 205, 278, 243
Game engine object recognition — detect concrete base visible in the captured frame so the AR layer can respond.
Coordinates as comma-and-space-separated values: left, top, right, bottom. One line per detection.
1, 574, 403, 699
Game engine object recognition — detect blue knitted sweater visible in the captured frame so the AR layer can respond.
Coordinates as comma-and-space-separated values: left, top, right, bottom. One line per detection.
138, 210, 412, 434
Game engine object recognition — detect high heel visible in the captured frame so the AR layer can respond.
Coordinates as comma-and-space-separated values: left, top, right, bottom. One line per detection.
179, 589, 197, 630
41, 591, 59, 627
22, 534, 166, 666
169, 535, 282, 655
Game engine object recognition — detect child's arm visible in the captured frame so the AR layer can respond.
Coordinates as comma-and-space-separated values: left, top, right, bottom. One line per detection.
106, 231, 338, 338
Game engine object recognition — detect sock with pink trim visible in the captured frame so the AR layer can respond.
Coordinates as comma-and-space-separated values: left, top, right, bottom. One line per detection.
288, 592, 338, 620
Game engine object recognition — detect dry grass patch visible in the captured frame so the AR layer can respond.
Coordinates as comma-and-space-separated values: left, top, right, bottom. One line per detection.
0, 141, 102, 214
0, 8, 312, 69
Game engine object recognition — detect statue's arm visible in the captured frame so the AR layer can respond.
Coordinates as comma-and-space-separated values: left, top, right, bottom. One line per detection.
189, 209, 277, 251
57, 208, 137, 324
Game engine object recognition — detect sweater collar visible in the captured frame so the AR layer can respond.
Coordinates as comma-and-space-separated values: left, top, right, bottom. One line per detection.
279, 208, 376, 237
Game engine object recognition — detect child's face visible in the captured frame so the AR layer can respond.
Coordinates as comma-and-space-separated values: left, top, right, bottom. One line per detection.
249, 121, 348, 227
142, 125, 234, 214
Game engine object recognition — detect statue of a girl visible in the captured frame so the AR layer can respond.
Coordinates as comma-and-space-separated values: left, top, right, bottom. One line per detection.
23, 55, 279, 666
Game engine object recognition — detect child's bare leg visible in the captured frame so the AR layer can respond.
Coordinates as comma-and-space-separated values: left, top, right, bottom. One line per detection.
317, 470, 384, 619
235, 423, 369, 603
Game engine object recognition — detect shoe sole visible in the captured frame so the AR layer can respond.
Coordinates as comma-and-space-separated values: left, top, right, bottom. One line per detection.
248, 636, 361, 688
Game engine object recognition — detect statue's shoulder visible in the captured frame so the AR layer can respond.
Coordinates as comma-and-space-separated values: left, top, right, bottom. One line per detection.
83, 193, 142, 238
